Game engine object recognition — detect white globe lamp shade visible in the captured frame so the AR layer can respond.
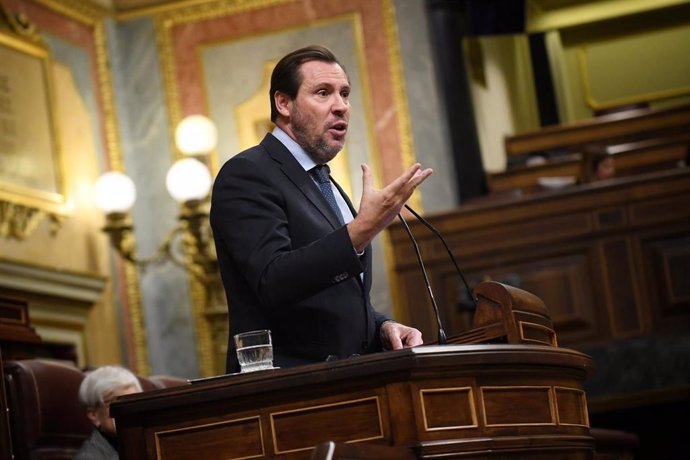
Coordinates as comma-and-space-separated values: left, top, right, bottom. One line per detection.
174, 115, 218, 156
166, 158, 213, 202
94, 171, 137, 213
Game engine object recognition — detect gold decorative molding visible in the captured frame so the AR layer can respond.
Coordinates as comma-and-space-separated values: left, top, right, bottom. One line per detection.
153, 15, 182, 162
34, 0, 108, 23
117, 0, 206, 21
0, 2, 39, 40
188, 274, 217, 376
0, 202, 60, 239
155, 0, 294, 25
122, 261, 149, 374
117, 0, 245, 21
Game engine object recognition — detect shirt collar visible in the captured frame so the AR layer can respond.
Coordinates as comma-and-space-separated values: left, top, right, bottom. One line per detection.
272, 126, 317, 172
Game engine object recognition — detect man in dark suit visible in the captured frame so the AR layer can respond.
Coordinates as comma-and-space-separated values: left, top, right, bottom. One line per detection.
210, 45, 432, 373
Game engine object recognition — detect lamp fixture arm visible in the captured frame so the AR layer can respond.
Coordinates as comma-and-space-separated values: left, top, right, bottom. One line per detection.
102, 212, 202, 272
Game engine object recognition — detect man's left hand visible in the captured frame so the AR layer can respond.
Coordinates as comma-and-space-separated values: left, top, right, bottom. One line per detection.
381, 321, 423, 350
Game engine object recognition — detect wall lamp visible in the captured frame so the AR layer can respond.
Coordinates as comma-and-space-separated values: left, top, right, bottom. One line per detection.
94, 115, 226, 376
93, 115, 217, 279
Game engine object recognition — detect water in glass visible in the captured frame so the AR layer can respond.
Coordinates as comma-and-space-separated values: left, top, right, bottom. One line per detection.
237, 344, 274, 372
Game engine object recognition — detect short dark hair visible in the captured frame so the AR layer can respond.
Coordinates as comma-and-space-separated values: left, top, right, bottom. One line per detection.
269, 45, 346, 122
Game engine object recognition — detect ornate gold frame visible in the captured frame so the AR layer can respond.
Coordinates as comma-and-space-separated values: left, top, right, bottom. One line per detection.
0, 5, 66, 239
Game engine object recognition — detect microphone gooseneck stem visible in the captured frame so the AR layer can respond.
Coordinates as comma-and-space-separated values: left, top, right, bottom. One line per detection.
404, 204, 478, 310
397, 213, 447, 345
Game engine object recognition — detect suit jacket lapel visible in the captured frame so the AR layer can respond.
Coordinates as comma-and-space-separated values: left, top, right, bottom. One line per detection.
261, 134, 343, 229
261, 134, 369, 290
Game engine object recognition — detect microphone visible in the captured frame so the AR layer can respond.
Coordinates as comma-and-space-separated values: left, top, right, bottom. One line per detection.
404, 204, 477, 311
397, 212, 447, 345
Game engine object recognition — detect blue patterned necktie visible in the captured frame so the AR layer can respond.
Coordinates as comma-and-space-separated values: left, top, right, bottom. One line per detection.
310, 164, 345, 225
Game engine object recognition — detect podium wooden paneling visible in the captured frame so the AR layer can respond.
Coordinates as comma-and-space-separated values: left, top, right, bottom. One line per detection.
112, 343, 594, 459
388, 168, 689, 456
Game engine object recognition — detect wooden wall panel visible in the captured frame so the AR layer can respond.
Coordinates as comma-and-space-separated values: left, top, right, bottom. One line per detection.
599, 238, 644, 338
644, 234, 690, 327
390, 168, 690, 350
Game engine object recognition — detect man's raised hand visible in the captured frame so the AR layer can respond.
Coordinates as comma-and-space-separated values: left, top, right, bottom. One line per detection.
348, 163, 432, 252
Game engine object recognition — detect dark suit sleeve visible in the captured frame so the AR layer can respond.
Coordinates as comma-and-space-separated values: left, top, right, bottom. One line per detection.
211, 154, 365, 307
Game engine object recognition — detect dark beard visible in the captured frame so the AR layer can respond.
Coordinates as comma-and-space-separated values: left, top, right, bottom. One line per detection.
295, 132, 341, 164
291, 107, 343, 163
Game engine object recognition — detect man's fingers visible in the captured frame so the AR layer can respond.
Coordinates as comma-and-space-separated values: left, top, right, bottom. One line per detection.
399, 163, 423, 188
389, 335, 404, 350
406, 168, 433, 190
363, 163, 432, 198
390, 164, 433, 195
383, 163, 421, 193
403, 329, 424, 348
398, 167, 433, 203
361, 163, 373, 191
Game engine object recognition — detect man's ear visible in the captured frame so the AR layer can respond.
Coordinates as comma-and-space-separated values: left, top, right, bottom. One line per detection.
86, 408, 100, 427
274, 91, 292, 118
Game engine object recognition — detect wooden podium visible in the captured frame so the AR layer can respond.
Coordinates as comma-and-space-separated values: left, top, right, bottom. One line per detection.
112, 344, 594, 459
112, 282, 595, 458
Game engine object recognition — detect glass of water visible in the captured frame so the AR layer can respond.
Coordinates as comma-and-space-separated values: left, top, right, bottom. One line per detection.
234, 330, 274, 373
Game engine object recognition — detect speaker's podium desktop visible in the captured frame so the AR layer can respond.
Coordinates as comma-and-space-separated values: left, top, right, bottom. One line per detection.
111, 282, 595, 459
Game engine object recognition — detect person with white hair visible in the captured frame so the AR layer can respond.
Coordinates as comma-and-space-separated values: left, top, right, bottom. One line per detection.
74, 365, 142, 460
